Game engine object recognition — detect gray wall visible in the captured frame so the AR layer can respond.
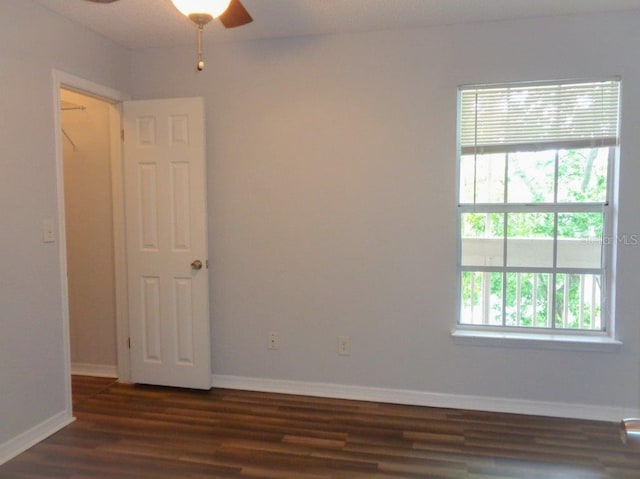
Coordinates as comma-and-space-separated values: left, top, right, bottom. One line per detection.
131, 11, 640, 412
0, 1, 129, 446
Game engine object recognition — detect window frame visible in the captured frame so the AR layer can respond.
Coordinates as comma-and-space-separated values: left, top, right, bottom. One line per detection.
455, 78, 620, 338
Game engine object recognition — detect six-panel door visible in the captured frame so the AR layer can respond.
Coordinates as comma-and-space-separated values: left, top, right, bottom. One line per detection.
123, 97, 211, 389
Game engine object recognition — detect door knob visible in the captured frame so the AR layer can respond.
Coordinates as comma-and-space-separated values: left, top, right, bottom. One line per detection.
191, 259, 203, 270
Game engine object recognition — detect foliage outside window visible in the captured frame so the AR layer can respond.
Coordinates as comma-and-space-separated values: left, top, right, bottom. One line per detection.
457, 79, 620, 332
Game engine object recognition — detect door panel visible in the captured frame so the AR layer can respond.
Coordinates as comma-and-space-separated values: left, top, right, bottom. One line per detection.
123, 97, 210, 389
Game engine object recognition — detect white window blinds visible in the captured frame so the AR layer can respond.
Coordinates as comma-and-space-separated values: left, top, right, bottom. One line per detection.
460, 80, 620, 155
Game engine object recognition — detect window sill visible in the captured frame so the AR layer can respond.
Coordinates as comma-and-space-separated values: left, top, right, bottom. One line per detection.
451, 329, 622, 352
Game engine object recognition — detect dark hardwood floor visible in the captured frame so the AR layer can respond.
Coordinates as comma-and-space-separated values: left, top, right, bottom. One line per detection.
70, 375, 117, 406
1, 376, 639, 478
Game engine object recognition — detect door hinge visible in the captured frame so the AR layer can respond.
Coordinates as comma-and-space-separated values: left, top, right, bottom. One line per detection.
128, 337, 131, 349
206, 260, 209, 269
121, 129, 125, 141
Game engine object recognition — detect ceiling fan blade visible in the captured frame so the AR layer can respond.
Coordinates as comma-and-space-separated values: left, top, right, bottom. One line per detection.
218, 0, 253, 28
84, 0, 120, 3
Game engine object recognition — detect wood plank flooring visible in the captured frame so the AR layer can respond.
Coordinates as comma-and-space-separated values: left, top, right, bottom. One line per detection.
1, 376, 639, 478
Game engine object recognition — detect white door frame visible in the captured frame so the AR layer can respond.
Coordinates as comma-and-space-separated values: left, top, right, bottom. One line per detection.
52, 70, 132, 415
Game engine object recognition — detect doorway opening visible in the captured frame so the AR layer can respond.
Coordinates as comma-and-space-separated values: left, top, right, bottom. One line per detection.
54, 73, 211, 414
53, 70, 131, 418
60, 88, 119, 407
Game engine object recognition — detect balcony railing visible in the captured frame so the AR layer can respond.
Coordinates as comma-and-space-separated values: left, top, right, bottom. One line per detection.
461, 238, 603, 330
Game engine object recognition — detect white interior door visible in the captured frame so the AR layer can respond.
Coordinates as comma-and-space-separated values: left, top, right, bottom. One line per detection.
123, 97, 210, 389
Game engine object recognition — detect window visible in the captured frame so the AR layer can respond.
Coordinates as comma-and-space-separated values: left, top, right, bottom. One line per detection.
457, 79, 620, 333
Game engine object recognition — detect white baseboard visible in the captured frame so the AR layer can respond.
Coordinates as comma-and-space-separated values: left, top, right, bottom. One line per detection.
211, 374, 639, 422
0, 410, 74, 466
71, 363, 118, 378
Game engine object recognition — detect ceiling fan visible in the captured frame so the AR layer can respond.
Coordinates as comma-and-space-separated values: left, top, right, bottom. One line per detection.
85, 0, 253, 71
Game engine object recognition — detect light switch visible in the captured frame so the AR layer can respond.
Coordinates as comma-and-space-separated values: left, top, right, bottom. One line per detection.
42, 219, 56, 243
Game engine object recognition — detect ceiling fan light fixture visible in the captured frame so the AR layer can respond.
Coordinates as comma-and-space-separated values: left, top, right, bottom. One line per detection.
169, 0, 249, 73
170, 0, 232, 22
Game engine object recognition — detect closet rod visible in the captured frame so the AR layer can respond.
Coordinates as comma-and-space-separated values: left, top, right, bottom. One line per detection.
62, 128, 78, 151
60, 99, 86, 111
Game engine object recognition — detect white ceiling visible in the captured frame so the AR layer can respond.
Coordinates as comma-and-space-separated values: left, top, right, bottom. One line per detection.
35, 0, 640, 50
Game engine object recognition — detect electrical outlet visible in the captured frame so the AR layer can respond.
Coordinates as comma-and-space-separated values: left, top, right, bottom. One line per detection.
337, 335, 351, 356
268, 331, 280, 350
